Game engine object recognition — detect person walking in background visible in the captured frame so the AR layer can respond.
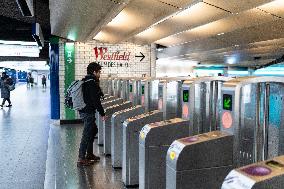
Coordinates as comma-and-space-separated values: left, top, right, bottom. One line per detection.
42, 75, 47, 88
77, 62, 106, 166
0, 72, 12, 108
26, 72, 31, 88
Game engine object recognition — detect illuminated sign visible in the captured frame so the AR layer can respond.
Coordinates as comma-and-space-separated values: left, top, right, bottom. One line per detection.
0, 44, 39, 57
94, 47, 131, 61
141, 85, 145, 95
222, 112, 233, 129
223, 94, 232, 111
183, 90, 189, 102
182, 104, 189, 119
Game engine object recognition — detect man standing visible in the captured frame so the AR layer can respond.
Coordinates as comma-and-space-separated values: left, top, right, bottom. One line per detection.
0, 72, 12, 108
77, 62, 106, 166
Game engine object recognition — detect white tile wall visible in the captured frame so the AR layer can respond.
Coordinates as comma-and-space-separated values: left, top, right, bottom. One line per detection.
59, 40, 156, 120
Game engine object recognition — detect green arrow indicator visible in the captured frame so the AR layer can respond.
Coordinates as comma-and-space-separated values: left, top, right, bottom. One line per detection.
223, 94, 232, 111
224, 98, 231, 109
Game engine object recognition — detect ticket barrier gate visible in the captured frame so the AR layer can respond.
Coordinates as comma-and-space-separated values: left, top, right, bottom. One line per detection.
129, 79, 140, 106
222, 156, 284, 189
96, 95, 119, 127
139, 118, 190, 189
97, 98, 123, 145
103, 101, 132, 155
139, 77, 230, 189
120, 79, 130, 101
148, 79, 159, 112
111, 106, 145, 168
166, 131, 233, 189
122, 110, 164, 186
158, 79, 182, 120
166, 77, 284, 189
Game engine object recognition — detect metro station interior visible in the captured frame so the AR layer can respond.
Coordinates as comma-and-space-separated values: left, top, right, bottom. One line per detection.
1, 0, 284, 189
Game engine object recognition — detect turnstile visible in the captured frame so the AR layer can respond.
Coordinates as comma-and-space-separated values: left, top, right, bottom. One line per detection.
158, 79, 182, 120
97, 98, 123, 145
103, 101, 132, 155
222, 156, 284, 189
166, 77, 284, 189
139, 118, 190, 189
129, 79, 140, 106
166, 131, 233, 189
95, 95, 117, 127
122, 110, 164, 186
111, 105, 145, 168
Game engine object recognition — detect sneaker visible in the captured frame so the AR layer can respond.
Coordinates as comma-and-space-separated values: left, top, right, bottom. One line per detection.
0, 105, 3, 109
86, 154, 100, 161
77, 159, 94, 167
6, 104, 12, 107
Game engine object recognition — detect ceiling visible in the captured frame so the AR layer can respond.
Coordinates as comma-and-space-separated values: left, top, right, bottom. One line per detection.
50, 0, 284, 67
0, 0, 51, 60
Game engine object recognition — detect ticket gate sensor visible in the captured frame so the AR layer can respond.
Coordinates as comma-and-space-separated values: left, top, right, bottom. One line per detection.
122, 110, 164, 187
97, 98, 123, 145
222, 156, 284, 189
139, 118, 190, 189
103, 101, 132, 155
166, 131, 233, 189
111, 106, 145, 168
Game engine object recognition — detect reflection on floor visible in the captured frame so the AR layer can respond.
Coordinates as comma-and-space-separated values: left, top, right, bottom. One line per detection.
0, 84, 50, 189
44, 124, 134, 189
0, 83, 137, 189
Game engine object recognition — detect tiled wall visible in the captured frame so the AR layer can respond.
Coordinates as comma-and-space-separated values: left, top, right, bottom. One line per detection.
59, 40, 156, 120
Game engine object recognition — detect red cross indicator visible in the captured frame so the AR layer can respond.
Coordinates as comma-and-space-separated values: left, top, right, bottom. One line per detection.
222, 112, 233, 129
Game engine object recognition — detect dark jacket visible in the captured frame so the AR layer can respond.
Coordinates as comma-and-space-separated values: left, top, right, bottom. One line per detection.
0, 76, 10, 99
80, 74, 105, 116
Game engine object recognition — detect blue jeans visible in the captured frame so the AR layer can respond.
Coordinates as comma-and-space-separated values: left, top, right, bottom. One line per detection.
78, 112, 98, 159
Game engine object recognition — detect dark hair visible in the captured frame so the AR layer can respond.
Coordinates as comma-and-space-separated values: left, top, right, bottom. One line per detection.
87, 62, 102, 74
2, 72, 6, 75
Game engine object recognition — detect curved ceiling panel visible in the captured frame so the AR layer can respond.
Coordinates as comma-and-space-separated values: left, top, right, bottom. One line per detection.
129, 2, 229, 44
156, 8, 277, 46
204, 0, 274, 13
50, 0, 125, 41
93, 0, 179, 43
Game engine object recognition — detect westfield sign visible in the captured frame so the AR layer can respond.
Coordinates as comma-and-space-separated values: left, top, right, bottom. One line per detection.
94, 47, 131, 61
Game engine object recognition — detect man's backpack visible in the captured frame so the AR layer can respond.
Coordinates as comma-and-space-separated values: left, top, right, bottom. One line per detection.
64, 79, 93, 110
5, 78, 15, 91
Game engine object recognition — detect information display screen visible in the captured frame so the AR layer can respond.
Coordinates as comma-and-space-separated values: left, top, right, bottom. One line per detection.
183, 90, 189, 102
223, 94, 232, 111
129, 84, 133, 92
141, 85, 145, 95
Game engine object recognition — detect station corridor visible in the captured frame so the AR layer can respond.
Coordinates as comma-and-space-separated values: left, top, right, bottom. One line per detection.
0, 84, 130, 189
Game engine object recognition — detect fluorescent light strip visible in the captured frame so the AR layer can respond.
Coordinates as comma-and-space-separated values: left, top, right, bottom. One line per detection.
0, 40, 38, 46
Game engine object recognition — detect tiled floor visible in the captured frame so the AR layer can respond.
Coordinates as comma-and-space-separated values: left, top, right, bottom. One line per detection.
0, 83, 136, 189
0, 84, 50, 189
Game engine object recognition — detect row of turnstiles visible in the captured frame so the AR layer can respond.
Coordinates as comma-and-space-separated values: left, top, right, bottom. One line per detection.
95, 76, 284, 189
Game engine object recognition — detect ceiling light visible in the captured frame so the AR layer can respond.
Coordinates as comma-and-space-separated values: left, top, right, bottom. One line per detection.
217, 32, 225, 36
234, 44, 240, 47
108, 10, 130, 27
0, 40, 37, 46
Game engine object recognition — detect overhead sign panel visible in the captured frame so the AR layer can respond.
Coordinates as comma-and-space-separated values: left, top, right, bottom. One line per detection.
0, 44, 39, 57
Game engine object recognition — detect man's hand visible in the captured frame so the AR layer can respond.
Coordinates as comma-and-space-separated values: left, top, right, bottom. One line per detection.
102, 116, 107, 121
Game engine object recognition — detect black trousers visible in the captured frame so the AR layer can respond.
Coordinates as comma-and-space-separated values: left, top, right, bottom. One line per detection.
2, 98, 11, 105
78, 113, 98, 159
